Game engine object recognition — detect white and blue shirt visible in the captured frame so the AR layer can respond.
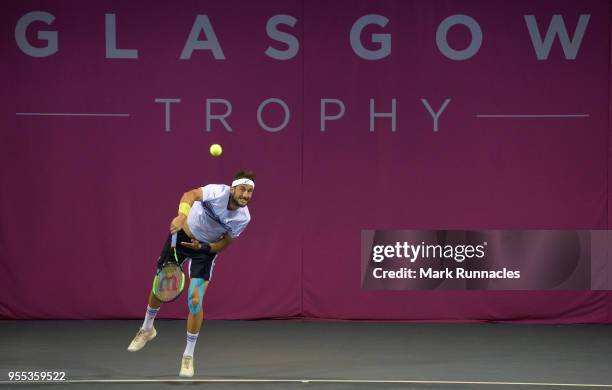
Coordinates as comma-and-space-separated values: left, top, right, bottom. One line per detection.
187, 184, 250, 244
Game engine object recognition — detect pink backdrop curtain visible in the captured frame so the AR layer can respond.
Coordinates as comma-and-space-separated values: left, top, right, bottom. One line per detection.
1, 0, 610, 322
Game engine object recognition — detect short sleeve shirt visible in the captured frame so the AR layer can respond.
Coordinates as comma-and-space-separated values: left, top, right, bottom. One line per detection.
187, 184, 251, 244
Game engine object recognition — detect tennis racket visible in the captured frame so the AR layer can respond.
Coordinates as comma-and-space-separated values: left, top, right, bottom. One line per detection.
152, 232, 186, 302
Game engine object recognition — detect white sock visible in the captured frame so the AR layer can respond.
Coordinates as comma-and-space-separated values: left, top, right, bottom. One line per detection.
142, 306, 159, 330
183, 332, 199, 357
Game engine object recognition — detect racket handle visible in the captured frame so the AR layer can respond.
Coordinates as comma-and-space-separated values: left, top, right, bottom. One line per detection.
171, 232, 178, 248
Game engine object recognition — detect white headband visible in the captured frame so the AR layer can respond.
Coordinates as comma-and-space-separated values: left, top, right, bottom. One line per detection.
231, 178, 255, 188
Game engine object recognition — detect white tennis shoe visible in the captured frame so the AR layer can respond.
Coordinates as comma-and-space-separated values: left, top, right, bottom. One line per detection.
179, 355, 194, 377
127, 327, 157, 352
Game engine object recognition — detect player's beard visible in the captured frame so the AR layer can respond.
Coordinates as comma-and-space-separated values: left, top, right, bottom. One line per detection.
230, 194, 248, 208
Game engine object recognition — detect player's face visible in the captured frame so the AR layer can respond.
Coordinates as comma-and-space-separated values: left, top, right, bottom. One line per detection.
230, 184, 254, 208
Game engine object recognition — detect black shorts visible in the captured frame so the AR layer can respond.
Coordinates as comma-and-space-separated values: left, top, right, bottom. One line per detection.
156, 229, 217, 281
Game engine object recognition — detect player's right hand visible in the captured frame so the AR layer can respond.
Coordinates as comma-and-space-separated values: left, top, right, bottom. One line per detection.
170, 214, 186, 234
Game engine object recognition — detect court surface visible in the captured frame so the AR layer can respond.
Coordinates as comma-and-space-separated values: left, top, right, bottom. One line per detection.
1, 320, 610, 389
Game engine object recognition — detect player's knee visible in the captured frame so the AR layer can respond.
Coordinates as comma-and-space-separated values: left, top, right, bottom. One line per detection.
190, 293, 200, 308
188, 278, 205, 315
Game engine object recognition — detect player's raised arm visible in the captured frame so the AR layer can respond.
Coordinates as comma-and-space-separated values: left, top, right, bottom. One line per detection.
170, 188, 203, 234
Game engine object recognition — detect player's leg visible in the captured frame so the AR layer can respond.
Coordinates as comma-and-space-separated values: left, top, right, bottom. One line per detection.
128, 234, 175, 352
180, 278, 208, 377
148, 289, 163, 308
127, 289, 161, 352
140, 289, 162, 329
127, 284, 162, 351
187, 279, 208, 333
179, 254, 215, 377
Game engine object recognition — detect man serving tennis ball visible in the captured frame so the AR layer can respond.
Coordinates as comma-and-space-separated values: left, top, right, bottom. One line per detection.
127, 170, 255, 377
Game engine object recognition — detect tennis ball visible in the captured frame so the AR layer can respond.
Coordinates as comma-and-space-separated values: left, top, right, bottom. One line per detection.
209, 143, 222, 157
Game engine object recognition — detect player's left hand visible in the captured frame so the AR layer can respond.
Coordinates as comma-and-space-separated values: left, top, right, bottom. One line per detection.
180, 238, 212, 254
180, 238, 202, 250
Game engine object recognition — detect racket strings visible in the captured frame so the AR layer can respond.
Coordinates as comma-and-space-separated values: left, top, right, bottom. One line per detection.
154, 262, 185, 302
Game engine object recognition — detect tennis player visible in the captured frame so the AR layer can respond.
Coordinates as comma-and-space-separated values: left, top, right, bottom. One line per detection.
127, 170, 255, 377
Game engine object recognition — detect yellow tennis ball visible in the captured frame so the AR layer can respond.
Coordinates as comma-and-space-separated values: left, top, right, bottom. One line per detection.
209, 143, 222, 156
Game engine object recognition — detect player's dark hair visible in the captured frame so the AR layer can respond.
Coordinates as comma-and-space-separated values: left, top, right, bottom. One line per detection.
234, 170, 256, 183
